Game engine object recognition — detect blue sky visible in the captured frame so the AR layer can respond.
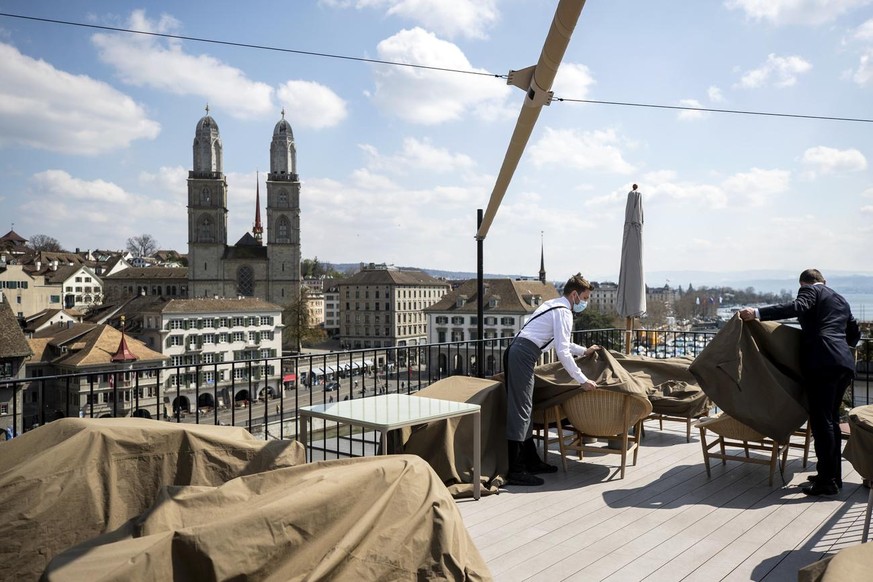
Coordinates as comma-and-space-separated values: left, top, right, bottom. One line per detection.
1, 0, 872, 284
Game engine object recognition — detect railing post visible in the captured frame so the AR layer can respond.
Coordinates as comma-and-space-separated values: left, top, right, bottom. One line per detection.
476, 209, 485, 377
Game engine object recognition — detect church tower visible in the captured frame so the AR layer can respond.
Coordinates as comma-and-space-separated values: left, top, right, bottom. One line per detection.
187, 106, 228, 298
265, 109, 301, 304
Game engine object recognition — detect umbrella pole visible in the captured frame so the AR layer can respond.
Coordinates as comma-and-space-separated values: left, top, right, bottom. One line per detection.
625, 317, 633, 355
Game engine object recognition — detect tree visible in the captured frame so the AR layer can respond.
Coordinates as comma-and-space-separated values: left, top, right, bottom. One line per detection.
126, 234, 159, 258
28, 234, 63, 252
281, 287, 324, 351
301, 256, 345, 279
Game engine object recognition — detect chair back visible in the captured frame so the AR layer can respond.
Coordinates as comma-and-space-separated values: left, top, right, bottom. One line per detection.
562, 390, 652, 437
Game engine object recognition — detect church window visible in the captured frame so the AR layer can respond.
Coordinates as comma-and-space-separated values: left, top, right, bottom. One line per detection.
199, 215, 214, 242
277, 217, 290, 243
201, 187, 211, 205
278, 190, 288, 207
237, 265, 254, 297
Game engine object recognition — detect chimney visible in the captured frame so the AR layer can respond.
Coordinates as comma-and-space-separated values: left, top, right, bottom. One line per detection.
36, 260, 41, 270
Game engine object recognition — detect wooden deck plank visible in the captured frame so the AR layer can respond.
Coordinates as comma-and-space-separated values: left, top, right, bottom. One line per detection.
458, 423, 871, 582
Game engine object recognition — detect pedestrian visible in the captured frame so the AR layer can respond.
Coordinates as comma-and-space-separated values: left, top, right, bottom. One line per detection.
739, 268, 860, 496
504, 273, 601, 486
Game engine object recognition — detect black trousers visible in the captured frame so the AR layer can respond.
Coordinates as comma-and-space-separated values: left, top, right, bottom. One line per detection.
806, 367, 854, 483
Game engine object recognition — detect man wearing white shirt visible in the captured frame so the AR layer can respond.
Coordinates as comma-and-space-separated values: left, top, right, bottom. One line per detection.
504, 273, 600, 486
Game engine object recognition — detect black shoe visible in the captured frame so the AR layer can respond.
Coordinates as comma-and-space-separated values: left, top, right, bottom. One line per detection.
805, 475, 842, 489
801, 479, 839, 497
522, 438, 558, 474
506, 471, 545, 486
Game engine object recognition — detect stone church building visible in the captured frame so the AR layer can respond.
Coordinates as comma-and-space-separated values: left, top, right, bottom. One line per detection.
187, 108, 301, 306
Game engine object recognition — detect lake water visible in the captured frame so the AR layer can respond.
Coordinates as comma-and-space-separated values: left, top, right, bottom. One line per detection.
843, 293, 873, 322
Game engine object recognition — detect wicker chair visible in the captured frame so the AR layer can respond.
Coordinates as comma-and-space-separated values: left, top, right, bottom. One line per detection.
560, 390, 653, 479
694, 414, 790, 487
531, 405, 572, 472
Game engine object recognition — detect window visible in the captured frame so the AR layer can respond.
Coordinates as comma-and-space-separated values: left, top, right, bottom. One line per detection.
169, 336, 183, 346
203, 334, 215, 344
199, 215, 214, 242
50, 295, 60, 304
219, 332, 229, 343
500, 317, 515, 325
248, 331, 258, 343
170, 320, 183, 330
435, 316, 448, 324
75, 276, 82, 283
232, 332, 244, 342
237, 265, 254, 297
260, 316, 273, 326
276, 216, 291, 243
451, 316, 464, 325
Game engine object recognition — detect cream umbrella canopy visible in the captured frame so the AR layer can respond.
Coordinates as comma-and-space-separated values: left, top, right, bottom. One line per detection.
475, 0, 588, 241
616, 184, 645, 353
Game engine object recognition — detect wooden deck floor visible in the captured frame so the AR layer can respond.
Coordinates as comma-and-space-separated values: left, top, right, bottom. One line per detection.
457, 421, 870, 582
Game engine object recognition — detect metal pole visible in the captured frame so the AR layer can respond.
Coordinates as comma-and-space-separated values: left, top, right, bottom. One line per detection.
477, 209, 485, 377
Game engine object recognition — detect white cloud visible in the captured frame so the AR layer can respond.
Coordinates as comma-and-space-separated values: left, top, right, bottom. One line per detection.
361, 137, 475, 175
92, 10, 275, 119
0, 43, 160, 155
725, 0, 872, 26
854, 18, 873, 41
862, 186, 873, 198
553, 63, 596, 98
529, 127, 635, 174
677, 98, 708, 121
736, 53, 812, 88
17, 170, 182, 248
370, 27, 511, 124
721, 168, 791, 205
862, 205, 873, 214
852, 48, 873, 85
320, 0, 499, 39
708, 86, 725, 103
138, 166, 188, 196
276, 80, 348, 129
802, 146, 868, 176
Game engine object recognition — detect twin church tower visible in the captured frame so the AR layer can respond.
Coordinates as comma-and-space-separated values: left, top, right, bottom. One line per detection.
186, 108, 301, 305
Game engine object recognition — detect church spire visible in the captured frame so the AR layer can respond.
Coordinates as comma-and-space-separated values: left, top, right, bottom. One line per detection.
253, 172, 263, 243
111, 315, 138, 363
539, 231, 546, 284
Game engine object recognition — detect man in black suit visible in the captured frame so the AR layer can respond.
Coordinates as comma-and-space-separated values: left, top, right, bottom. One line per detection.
740, 269, 861, 496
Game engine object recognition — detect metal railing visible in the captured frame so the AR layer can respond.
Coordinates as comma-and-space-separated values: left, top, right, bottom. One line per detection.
2, 330, 871, 446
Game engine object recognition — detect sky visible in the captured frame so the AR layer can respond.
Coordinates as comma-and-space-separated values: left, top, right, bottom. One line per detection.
1, 0, 872, 285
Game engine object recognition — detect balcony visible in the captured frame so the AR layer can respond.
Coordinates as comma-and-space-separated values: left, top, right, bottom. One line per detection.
2, 330, 871, 580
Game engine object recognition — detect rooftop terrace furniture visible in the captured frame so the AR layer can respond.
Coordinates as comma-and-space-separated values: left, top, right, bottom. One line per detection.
560, 390, 652, 479
695, 413, 790, 487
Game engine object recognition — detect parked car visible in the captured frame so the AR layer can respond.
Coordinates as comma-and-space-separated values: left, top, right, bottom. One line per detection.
324, 381, 340, 392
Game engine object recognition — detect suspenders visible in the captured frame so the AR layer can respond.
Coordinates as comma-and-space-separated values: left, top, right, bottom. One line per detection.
515, 305, 570, 350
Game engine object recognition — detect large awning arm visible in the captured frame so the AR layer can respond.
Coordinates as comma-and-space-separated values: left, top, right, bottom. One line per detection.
475, 0, 588, 241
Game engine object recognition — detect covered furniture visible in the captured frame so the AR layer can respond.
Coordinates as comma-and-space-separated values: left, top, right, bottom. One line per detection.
385, 376, 506, 498
611, 352, 712, 442
695, 414, 789, 487
843, 404, 873, 542
0, 418, 305, 582
560, 389, 652, 479
43, 455, 491, 581
798, 542, 873, 582
689, 317, 807, 443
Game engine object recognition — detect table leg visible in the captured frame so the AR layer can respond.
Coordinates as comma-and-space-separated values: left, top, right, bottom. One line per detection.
473, 410, 481, 501
300, 413, 309, 463
381, 429, 388, 456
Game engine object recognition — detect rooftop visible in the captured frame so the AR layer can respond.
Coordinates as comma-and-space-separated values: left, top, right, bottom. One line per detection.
458, 422, 870, 581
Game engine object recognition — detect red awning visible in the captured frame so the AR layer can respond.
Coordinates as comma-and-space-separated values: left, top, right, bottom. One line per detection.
283, 374, 296, 383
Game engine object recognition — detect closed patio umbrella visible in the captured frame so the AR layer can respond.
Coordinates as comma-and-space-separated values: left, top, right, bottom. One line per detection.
616, 184, 645, 354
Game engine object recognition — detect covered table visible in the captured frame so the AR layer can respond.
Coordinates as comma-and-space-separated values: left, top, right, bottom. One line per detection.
843, 404, 873, 542
393, 376, 507, 498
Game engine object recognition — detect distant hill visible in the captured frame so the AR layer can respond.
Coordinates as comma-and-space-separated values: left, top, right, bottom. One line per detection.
331, 263, 528, 281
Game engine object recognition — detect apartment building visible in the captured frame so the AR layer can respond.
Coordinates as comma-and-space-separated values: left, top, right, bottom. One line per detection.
425, 278, 559, 376
139, 297, 284, 414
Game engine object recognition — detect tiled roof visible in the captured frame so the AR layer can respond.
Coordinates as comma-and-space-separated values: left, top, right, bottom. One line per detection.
340, 269, 448, 287
425, 278, 559, 313
57, 325, 166, 367
104, 267, 189, 280
42, 265, 84, 284
157, 297, 283, 314
0, 298, 32, 358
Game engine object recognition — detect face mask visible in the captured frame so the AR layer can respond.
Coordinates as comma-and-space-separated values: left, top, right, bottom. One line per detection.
573, 298, 588, 313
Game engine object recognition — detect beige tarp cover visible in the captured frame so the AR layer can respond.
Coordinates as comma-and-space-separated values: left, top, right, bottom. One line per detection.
44, 455, 491, 582
0, 418, 304, 581
611, 352, 711, 418
393, 376, 508, 498
797, 543, 873, 582
843, 405, 873, 480
689, 317, 808, 443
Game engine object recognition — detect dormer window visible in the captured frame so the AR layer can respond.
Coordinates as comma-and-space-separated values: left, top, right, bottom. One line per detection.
456, 295, 467, 308
488, 297, 498, 308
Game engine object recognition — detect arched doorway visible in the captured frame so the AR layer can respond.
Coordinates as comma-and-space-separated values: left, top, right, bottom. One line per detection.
132, 409, 152, 419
